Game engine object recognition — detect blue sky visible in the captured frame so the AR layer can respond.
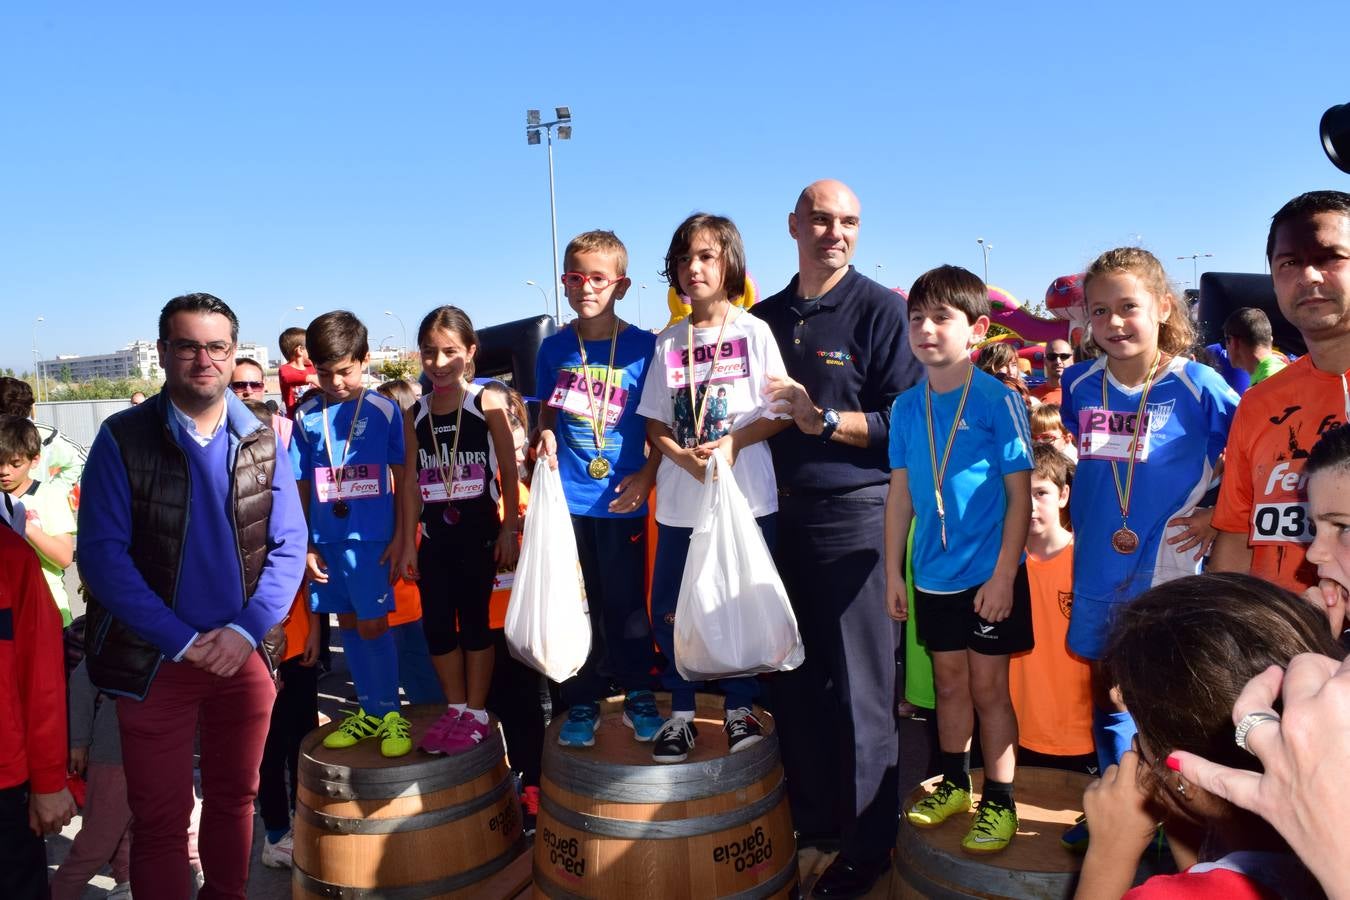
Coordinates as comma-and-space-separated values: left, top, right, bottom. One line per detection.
2, 2, 1345, 372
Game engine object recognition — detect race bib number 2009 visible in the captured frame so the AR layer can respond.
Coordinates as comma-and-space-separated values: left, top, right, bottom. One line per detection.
1078, 408, 1152, 462
666, 338, 749, 388
314, 465, 383, 502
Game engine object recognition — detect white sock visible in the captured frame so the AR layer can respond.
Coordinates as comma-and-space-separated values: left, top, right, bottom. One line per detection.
449, 702, 468, 715
467, 707, 489, 724
672, 709, 696, 722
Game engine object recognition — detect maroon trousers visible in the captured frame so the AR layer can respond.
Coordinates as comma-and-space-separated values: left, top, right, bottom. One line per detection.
118, 653, 275, 900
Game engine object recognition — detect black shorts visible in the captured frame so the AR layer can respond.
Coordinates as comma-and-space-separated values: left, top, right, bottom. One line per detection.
913, 564, 1034, 655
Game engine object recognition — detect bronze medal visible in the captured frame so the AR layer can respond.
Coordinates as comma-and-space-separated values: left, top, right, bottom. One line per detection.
442, 503, 460, 526
587, 457, 611, 479
332, 500, 350, 519
1111, 526, 1139, 554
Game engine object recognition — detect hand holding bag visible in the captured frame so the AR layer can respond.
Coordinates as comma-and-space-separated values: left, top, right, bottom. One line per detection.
674, 448, 805, 681
504, 462, 591, 681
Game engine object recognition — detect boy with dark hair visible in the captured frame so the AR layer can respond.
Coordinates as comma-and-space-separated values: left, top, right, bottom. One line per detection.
1222, 307, 1286, 386
278, 326, 319, 417
533, 230, 662, 748
0, 527, 75, 899
0, 376, 86, 499
0, 416, 77, 624
292, 311, 410, 757
885, 264, 1034, 854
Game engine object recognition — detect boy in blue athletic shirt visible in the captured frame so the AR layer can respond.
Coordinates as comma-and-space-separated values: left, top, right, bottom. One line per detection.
532, 230, 663, 748
884, 265, 1034, 854
291, 311, 410, 757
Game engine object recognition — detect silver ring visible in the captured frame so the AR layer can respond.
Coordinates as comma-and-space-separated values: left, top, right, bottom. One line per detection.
1234, 710, 1281, 753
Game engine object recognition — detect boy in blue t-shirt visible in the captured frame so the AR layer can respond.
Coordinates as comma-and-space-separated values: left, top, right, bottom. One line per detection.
291, 311, 410, 758
532, 230, 662, 748
884, 265, 1033, 854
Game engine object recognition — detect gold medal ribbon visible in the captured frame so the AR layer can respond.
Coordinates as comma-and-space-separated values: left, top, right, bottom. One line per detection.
574, 323, 620, 463
925, 367, 974, 551
320, 389, 366, 503
1103, 352, 1163, 532
686, 307, 734, 448
427, 385, 465, 502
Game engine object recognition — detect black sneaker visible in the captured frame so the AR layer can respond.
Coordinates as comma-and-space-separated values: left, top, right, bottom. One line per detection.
652, 717, 697, 763
724, 707, 764, 753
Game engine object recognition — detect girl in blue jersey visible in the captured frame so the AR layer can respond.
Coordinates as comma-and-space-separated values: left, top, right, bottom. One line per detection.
392, 306, 521, 755
1060, 247, 1239, 781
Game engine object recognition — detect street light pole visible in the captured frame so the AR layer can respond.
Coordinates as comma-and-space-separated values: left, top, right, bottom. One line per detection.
874, 263, 884, 285
32, 316, 44, 404
1176, 253, 1214, 290
527, 107, 573, 325
525, 280, 550, 315
638, 283, 648, 329
383, 310, 407, 354
976, 238, 992, 285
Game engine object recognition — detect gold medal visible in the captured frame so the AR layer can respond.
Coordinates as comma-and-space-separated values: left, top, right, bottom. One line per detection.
1111, 526, 1140, 554
587, 457, 611, 479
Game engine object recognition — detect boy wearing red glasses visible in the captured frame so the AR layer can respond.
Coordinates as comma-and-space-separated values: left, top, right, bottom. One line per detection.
532, 230, 662, 750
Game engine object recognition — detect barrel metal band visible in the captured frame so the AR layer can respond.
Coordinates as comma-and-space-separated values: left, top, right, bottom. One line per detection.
538, 777, 785, 840
542, 731, 779, 803
292, 837, 526, 899
532, 835, 797, 900
299, 742, 503, 800
298, 774, 514, 835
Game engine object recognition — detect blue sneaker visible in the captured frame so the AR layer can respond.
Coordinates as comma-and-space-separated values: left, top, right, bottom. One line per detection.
558, 703, 600, 747
623, 691, 663, 742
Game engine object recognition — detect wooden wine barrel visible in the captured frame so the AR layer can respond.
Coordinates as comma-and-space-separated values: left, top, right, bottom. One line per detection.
293, 705, 527, 899
533, 694, 797, 899
893, 767, 1090, 899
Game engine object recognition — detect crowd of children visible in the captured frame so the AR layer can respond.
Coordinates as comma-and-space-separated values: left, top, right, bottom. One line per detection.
11, 198, 1350, 900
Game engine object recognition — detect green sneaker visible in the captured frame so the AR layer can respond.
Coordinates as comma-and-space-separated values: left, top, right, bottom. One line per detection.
323, 708, 382, 749
906, 778, 972, 828
962, 799, 1017, 853
380, 711, 412, 758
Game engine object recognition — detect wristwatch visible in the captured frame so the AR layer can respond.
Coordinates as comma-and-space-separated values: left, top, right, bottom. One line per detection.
820, 408, 840, 443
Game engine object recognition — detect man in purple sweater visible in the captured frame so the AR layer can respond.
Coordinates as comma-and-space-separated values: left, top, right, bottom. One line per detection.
78, 293, 306, 900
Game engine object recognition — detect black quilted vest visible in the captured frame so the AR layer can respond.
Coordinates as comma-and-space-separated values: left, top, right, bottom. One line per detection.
84, 393, 277, 699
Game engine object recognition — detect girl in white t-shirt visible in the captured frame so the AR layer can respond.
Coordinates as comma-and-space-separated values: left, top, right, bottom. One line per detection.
636, 213, 790, 763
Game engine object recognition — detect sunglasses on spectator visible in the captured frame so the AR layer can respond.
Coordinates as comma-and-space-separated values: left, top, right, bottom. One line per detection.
230, 381, 264, 391
1047, 352, 1073, 362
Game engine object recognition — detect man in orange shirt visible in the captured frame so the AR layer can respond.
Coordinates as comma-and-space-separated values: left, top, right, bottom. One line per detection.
1031, 339, 1072, 405
1212, 191, 1350, 593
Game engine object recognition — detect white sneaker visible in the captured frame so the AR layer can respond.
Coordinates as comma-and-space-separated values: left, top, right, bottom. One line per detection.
260, 830, 294, 869
107, 883, 133, 900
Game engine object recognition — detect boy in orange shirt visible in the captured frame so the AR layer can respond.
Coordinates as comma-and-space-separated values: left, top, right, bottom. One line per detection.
1009, 445, 1093, 772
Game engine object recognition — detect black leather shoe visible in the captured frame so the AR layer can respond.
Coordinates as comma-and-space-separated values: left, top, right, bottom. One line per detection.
811, 855, 890, 898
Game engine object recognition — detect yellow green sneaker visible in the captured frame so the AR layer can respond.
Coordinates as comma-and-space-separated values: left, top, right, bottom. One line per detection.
961, 799, 1017, 853
906, 777, 972, 827
380, 711, 412, 758
323, 708, 382, 749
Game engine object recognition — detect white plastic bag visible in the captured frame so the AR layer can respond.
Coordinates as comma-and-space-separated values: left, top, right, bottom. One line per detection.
504, 462, 591, 681
674, 449, 805, 681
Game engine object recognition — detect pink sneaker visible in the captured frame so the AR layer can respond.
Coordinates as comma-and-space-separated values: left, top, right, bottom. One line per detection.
418, 708, 461, 754
441, 713, 491, 754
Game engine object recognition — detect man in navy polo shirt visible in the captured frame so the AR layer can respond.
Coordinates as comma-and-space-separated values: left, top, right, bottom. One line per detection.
756, 179, 920, 898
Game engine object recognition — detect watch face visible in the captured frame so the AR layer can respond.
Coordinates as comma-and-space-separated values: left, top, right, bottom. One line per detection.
824, 410, 840, 427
